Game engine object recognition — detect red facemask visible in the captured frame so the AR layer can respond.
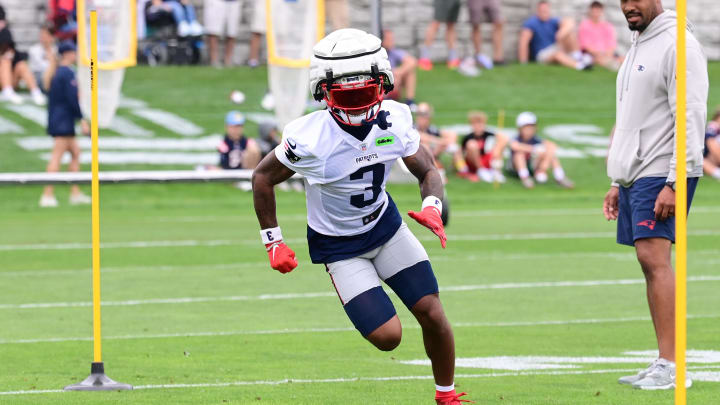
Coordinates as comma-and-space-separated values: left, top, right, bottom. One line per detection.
323, 76, 385, 126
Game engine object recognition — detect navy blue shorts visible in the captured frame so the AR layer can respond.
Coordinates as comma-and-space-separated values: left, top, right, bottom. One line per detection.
617, 177, 699, 246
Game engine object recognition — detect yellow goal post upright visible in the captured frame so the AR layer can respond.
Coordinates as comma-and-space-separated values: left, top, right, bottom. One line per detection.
64, 10, 132, 392
675, 0, 688, 404
265, 0, 324, 129
77, 0, 137, 128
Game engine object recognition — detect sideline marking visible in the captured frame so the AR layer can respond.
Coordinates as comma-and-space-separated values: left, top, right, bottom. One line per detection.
1, 366, 719, 396
2, 277, 719, 309
3, 229, 720, 251
3, 315, 719, 345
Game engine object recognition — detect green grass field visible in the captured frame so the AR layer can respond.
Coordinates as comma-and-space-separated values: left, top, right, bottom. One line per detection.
1, 64, 719, 404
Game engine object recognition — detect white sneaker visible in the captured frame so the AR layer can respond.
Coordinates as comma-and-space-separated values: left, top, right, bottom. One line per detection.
492, 170, 506, 184
69, 193, 92, 205
630, 359, 692, 390
234, 181, 253, 192
39, 195, 58, 207
619, 359, 658, 385
189, 21, 203, 36
2, 89, 23, 104
458, 57, 481, 77
535, 172, 548, 184
177, 21, 190, 37
31, 89, 47, 106
477, 168, 494, 183
476, 54, 494, 70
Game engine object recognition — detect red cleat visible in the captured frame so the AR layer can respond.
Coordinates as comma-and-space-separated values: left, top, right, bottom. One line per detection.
435, 390, 473, 404
418, 58, 433, 71
457, 172, 479, 182
447, 58, 461, 69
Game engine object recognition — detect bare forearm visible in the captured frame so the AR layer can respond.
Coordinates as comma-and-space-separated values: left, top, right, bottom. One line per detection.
419, 169, 444, 199
252, 172, 279, 229
251, 152, 296, 229
403, 145, 444, 200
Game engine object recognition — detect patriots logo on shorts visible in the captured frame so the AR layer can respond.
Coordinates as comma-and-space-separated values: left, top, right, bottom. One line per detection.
284, 139, 301, 163
637, 219, 656, 230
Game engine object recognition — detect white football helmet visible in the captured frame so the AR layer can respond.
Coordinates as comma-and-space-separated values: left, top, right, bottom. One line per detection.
310, 29, 394, 126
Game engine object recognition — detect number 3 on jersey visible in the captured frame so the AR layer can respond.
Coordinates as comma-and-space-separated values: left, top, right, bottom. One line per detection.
349, 163, 384, 208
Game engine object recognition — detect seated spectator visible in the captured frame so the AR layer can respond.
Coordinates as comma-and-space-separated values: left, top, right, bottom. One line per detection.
414, 102, 468, 177
518, 1, 591, 71
579, 1, 622, 70
28, 22, 57, 92
704, 108, 720, 181
218, 111, 261, 169
217, 111, 261, 191
418, 0, 461, 70
204, 0, 240, 67
468, 0, 505, 68
0, 7, 47, 105
47, 0, 77, 41
382, 30, 417, 110
256, 121, 280, 157
145, 0, 202, 37
145, 0, 177, 34
40, 41, 90, 208
462, 111, 508, 183
510, 112, 573, 189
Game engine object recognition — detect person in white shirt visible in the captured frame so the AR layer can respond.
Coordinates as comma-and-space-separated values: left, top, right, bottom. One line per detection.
603, 0, 708, 391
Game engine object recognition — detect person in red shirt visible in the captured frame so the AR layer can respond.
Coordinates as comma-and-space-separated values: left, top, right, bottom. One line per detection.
578, 1, 623, 70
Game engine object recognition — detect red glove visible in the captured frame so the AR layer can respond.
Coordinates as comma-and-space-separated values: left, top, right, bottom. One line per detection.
408, 205, 447, 248
265, 241, 298, 273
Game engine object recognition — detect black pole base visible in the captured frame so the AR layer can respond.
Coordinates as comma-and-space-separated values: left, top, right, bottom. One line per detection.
64, 362, 133, 391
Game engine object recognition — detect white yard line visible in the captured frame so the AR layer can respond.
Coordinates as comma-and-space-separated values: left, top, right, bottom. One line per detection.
2, 366, 720, 395
130, 108, 204, 136
2, 277, 719, 310
0, 114, 24, 133
3, 249, 719, 277
3, 229, 720, 251
11, 314, 720, 345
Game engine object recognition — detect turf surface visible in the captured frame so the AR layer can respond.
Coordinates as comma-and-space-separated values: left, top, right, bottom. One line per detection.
1, 64, 719, 404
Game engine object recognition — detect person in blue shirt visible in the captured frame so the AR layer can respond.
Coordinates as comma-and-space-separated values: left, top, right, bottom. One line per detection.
215, 111, 261, 191
40, 41, 90, 208
704, 108, 720, 181
518, 0, 591, 70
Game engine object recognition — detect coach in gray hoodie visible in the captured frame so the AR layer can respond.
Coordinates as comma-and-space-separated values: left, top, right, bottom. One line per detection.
603, 0, 708, 391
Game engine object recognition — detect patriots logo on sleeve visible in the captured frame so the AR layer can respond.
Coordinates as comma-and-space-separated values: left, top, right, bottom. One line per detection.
284, 139, 301, 163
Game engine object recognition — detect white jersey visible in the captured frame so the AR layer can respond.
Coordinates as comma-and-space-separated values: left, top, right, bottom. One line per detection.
275, 100, 420, 237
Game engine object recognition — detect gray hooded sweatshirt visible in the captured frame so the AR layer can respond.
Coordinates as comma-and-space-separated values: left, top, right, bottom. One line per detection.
608, 10, 708, 187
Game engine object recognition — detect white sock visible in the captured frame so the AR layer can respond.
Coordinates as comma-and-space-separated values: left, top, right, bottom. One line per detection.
31, 87, 42, 96
2, 86, 15, 94
535, 172, 548, 183
436, 383, 455, 392
518, 168, 530, 179
572, 50, 582, 61
713, 168, 720, 179
553, 167, 566, 180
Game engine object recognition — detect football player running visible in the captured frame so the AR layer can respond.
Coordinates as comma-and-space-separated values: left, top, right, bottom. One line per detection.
252, 29, 471, 405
